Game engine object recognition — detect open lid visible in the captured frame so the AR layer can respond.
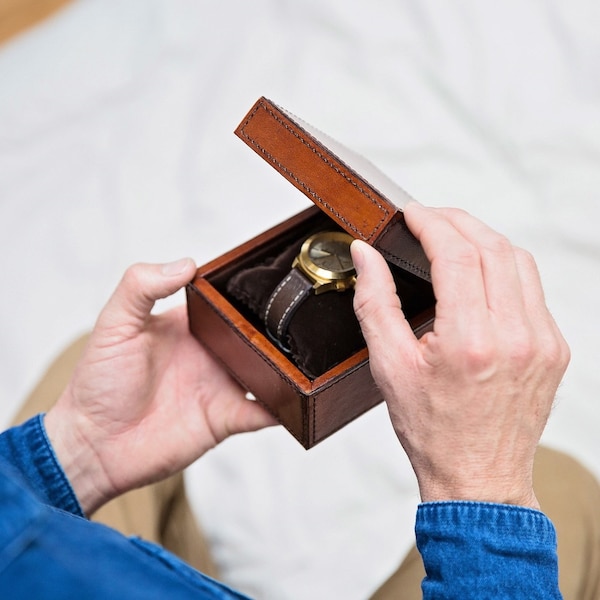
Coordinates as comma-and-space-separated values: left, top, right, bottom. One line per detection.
235, 97, 431, 282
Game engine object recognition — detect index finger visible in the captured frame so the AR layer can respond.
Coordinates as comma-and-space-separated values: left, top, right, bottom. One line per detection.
403, 203, 489, 337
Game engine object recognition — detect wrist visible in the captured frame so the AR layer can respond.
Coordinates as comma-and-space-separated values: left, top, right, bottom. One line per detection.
44, 399, 115, 516
416, 471, 540, 510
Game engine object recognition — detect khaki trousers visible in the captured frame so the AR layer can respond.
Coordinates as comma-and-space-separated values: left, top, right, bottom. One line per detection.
12, 334, 600, 600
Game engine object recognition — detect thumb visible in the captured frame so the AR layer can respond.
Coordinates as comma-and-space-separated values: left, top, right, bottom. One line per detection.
351, 240, 417, 361
97, 258, 197, 332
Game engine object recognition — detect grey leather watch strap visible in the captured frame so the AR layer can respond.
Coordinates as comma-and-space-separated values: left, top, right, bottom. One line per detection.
264, 267, 313, 349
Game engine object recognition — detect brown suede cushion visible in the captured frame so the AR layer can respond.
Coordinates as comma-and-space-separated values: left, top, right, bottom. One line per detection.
226, 234, 434, 379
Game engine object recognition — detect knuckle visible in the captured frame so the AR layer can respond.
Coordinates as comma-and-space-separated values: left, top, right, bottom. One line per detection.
560, 338, 572, 368
353, 277, 398, 324
441, 240, 480, 270
120, 263, 154, 303
512, 327, 571, 377
543, 334, 571, 372
513, 247, 538, 272
353, 290, 385, 325
514, 246, 535, 263
443, 207, 470, 220
461, 337, 497, 374
352, 288, 374, 325
508, 334, 536, 365
122, 263, 145, 287
484, 232, 513, 257
352, 283, 369, 315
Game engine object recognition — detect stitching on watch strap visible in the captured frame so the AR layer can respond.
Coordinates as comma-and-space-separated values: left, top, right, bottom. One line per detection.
264, 269, 312, 344
276, 286, 311, 338
263, 272, 294, 332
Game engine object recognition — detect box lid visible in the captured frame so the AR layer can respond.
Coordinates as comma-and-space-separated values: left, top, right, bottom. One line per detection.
235, 97, 431, 282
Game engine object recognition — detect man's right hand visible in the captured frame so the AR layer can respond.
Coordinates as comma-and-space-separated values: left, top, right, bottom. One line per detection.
351, 203, 570, 509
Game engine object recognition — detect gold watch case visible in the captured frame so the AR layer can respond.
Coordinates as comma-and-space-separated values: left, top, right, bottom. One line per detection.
293, 231, 356, 294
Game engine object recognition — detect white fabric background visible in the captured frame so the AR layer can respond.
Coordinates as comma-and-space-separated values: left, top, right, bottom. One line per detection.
1, 1, 599, 598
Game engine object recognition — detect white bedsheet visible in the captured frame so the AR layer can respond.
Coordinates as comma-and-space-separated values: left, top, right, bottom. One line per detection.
1, 1, 599, 598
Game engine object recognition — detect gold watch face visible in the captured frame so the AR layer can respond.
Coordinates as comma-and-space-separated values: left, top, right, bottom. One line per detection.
296, 231, 356, 292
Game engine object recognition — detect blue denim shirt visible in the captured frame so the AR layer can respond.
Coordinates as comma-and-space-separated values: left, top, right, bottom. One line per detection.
0, 415, 250, 600
0, 415, 562, 599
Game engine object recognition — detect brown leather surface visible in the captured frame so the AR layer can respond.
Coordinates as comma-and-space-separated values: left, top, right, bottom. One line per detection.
187, 99, 437, 448
187, 207, 434, 449
188, 271, 380, 448
235, 97, 431, 282
187, 278, 308, 445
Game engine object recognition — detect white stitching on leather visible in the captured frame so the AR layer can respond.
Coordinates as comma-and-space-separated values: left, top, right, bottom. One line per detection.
276, 287, 310, 338
239, 101, 389, 241
264, 272, 311, 340
264, 272, 293, 332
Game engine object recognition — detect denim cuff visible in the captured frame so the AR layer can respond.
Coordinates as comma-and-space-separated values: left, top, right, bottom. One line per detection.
416, 501, 561, 599
0, 414, 84, 517
417, 500, 558, 546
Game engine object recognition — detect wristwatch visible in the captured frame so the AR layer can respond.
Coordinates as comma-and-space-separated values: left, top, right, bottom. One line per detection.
264, 230, 356, 350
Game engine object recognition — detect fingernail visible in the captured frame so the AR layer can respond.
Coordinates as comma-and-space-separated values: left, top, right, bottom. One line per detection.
161, 258, 192, 276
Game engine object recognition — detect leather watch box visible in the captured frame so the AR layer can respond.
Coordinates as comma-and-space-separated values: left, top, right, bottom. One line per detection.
186, 97, 435, 449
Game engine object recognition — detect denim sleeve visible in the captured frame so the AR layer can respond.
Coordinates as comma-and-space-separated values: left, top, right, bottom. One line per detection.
0, 461, 253, 599
0, 416, 253, 599
0, 414, 84, 517
416, 501, 562, 599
